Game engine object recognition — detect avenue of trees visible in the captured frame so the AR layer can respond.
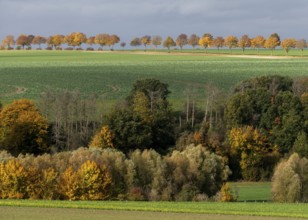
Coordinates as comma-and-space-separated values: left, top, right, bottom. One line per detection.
0, 76, 307, 202
1, 32, 308, 55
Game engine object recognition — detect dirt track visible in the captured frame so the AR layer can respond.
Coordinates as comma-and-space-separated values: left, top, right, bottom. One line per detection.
90, 50, 297, 59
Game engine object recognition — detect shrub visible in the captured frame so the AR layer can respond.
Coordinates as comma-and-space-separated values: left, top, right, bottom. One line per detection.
45, 47, 53, 50
165, 144, 230, 201
129, 149, 167, 201
272, 153, 308, 202
86, 47, 94, 51
220, 183, 237, 202
65, 47, 74, 50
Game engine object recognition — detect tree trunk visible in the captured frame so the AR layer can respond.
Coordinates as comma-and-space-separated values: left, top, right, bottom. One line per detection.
186, 95, 189, 123
191, 100, 195, 128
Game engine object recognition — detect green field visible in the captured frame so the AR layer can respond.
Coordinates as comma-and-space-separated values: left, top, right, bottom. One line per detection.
157, 48, 308, 56
1, 50, 308, 108
0, 200, 308, 219
229, 182, 272, 202
0, 207, 304, 220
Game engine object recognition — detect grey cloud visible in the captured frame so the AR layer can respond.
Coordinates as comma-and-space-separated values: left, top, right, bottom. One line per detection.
1, 0, 308, 42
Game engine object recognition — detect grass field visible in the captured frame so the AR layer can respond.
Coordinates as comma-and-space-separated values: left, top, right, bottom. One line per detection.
229, 182, 272, 202
0, 200, 308, 219
0, 207, 305, 220
1, 50, 308, 108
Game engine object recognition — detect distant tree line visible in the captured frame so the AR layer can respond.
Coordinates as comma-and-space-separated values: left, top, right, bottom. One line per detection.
1, 33, 307, 55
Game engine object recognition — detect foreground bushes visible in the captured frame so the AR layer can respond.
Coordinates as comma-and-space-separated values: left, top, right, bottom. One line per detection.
0, 145, 229, 201
272, 153, 308, 202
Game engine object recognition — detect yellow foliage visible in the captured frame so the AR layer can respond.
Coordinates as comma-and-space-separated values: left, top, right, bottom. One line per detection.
198, 36, 212, 50
251, 35, 265, 49
220, 183, 236, 202
77, 160, 112, 200
0, 160, 29, 199
0, 99, 48, 155
60, 161, 112, 200
264, 36, 280, 55
89, 125, 114, 149
224, 36, 238, 49
281, 38, 297, 54
60, 166, 79, 200
229, 126, 280, 180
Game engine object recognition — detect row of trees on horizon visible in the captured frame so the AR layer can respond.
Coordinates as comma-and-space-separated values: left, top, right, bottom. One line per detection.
1, 32, 307, 54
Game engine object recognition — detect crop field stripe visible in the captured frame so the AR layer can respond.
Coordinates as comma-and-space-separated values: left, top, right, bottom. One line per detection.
1, 51, 308, 109
0, 200, 308, 218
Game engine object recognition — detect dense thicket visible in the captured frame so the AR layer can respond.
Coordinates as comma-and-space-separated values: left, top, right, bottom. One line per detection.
272, 153, 308, 202
99, 79, 175, 154
0, 76, 307, 188
0, 146, 229, 201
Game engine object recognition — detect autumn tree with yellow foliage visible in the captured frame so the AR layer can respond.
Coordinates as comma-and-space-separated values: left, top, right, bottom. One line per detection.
95, 33, 110, 50
224, 35, 238, 53
238, 34, 251, 54
212, 36, 224, 51
0, 99, 48, 156
198, 36, 213, 53
0, 160, 29, 199
1, 35, 15, 49
60, 160, 111, 200
250, 35, 265, 54
89, 126, 114, 149
65, 32, 87, 48
281, 38, 297, 55
229, 126, 280, 181
163, 36, 176, 52
265, 34, 281, 55
140, 35, 151, 51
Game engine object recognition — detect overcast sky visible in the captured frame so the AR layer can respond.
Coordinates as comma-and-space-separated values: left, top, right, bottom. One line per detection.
1, 0, 308, 43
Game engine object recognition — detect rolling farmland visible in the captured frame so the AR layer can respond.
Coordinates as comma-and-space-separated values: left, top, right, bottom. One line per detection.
1, 50, 308, 108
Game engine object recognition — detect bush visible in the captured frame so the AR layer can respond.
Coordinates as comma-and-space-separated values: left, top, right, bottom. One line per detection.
98, 47, 103, 51
76, 47, 83, 51
220, 183, 237, 202
0, 147, 229, 201
45, 47, 53, 50
129, 149, 167, 201
272, 153, 308, 202
65, 47, 74, 50
56, 47, 62, 50
165, 144, 230, 201
86, 47, 94, 51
